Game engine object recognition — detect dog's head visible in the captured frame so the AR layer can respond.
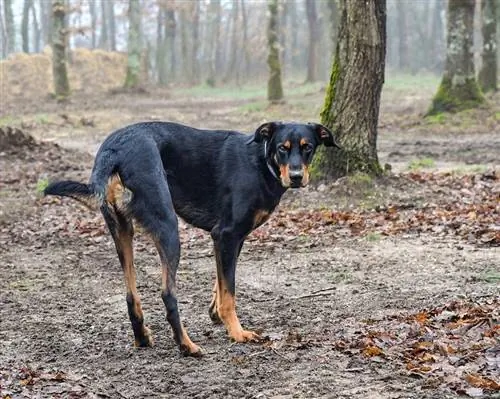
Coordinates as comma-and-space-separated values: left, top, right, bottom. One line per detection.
252, 122, 341, 188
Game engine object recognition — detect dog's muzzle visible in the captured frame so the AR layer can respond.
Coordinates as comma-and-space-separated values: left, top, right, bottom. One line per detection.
289, 170, 303, 188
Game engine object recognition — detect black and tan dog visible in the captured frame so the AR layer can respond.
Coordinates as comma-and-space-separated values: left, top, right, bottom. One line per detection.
44, 121, 339, 356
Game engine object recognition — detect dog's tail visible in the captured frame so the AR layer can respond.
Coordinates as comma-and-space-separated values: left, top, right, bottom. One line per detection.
44, 149, 119, 210
44, 180, 100, 209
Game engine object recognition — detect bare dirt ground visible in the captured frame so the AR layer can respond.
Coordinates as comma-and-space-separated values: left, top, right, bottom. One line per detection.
0, 83, 499, 399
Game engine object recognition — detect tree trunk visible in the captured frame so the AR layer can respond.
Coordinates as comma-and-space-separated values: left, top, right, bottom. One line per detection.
428, 0, 484, 114
191, 1, 200, 84
279, 0, 288, 75
0, 4, 6, 58
106, 0, 116, 51
240, 0, 250, 79
4, 0, 15, 54
180, 6, 189, 82
207, 0, 221, 86
89, 0, 97, 49
99, 0, 109, 50
157, 7, 168, 85
315, 0, 386, 178
267, 0, 284, 102
22, 0, 31, 53
224, 0, 239, 82
41, 0, 52, 47
31, 0, 40, 52
165, 7, 176, 80
478, 0, 497, 92
305, 0, 319, 82
396, 0, 408, 70
124, 0, 141, 88
51, 0, 70, 99
288, 0, 299, 73
327, 0, 338, 49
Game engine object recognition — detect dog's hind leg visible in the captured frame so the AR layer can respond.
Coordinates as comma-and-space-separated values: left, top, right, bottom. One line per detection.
125, 172, 202, 357
101, 201, 153, 347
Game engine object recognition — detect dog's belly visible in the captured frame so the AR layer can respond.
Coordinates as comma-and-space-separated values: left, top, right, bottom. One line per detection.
173, 202, 218, 232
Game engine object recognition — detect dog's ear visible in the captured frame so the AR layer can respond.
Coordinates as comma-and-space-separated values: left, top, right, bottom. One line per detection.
252, 122, 277, 143
311, 123, 341, 148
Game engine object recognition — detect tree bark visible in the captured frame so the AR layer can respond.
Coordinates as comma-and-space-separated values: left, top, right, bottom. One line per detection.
89, 0, 97, 49
240, 0, 250, 78
106, 0, 116, 51
31, 0, 40, 52
478, 0, 497, 92
124, 0, 141, 88
99, 0, 109, 49
4, 0, 15, 54
41, 0, 52, 47
51, 0, 70, 99
315, 0, 386, 178
224, 0, 240, 82
191, 1, 200, 84
267, 0, 284, 102
207, 0, 221, 86
157, 7, 168, 85
22, 0, 31, 53
165, 7, 176, 80
180, 6, 189, 82
0, 3, 6, 58
428, 0, 484, 114
305, 0, 319, 82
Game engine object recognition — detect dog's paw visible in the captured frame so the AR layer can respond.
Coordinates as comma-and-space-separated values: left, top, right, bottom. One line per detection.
208, 306, 223, 325
180, 343, 205, 358
230, 329, 261, 343
134, 327, 154, 347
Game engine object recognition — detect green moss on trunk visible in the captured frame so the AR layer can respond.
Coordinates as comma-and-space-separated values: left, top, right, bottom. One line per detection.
428, 76, 484, 115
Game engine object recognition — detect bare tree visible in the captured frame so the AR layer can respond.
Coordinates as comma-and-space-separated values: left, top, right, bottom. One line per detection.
478, 0, 497, 92
0, 3, 6, 58
22, 0, 32, 53
316, 0, 386, 178
267, 0, 284, 102
51, 0, 70, 99
99, 0, 109, 49
225, 1, 240, 82
428, 0, 484, 115
206, 0, 221, 85
41, 0, 52, 47
305, 0, 319, 82
240, 0, 250, 78
106, 0, 116, 51
89, 0, 97, 49
124, 0, 142, 88
191, 1, 200, 84
4, 0, 15, 54
31, 0, 41, 52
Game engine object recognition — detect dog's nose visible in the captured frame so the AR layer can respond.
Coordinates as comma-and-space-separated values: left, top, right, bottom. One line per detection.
289, 170, 303, 186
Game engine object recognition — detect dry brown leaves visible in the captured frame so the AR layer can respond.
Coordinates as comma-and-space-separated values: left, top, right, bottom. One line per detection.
249, 171, 499, 247
333, 298, 499, 396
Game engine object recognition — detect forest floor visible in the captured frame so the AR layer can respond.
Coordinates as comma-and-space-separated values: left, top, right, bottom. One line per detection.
0, 76, 499, 399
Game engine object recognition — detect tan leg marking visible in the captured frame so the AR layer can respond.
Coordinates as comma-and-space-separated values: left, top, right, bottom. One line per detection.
118, 231, 153, 347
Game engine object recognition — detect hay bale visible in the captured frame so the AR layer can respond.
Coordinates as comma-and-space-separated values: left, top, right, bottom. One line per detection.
0, 52, 52, 102
70, 48, 127, 93
0, 49, 128, 101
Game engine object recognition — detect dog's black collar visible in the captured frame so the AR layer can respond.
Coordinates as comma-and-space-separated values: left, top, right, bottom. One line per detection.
264, 140, 280, 181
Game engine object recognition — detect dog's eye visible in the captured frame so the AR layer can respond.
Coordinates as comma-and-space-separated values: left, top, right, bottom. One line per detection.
302, 144, 314, 153
277, 145, 288, 154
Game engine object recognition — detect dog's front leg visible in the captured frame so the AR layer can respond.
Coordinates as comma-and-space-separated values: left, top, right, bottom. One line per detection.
211, 229, 259, 342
